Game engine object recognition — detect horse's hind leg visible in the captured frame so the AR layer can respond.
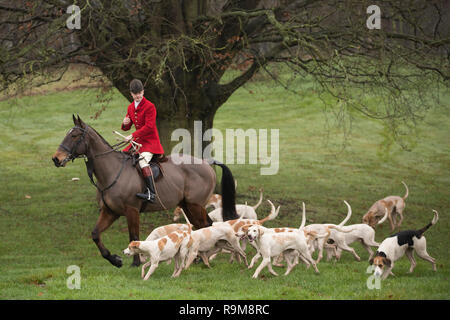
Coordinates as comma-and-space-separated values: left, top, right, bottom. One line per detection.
92, 208, 122, 268
125, 205, 141, 267
181, 202, 211, 229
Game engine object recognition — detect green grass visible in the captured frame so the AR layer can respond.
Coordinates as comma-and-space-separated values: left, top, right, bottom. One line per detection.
0, 76, 449, 300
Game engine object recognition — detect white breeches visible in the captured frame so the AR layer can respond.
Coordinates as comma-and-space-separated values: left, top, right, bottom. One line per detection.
139, 152, 153, 168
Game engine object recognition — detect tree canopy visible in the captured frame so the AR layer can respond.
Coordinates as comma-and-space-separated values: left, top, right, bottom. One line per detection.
1, 0, 448, 149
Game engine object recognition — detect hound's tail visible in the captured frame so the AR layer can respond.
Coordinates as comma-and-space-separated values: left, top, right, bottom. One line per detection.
258, 200, 280, 224
417, 210, 439, 236
307, 227, 332, 243
211, 160, 239, 221
377, 207, 389, 225
180, 209, 193, 233
401, 181, 409, 200
338, 200, 352, 227
252, 188, 264, 210
299, 202, 306, 229
328, 225, 355, 234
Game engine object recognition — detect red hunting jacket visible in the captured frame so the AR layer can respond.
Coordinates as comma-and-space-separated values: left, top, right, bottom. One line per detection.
121, 97, 164, 154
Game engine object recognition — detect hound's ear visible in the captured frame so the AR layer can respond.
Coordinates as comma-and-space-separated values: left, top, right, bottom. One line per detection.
129, 241, 140, 249
369, 258, 374, 265
258, 227, 264, 236
73, 114, 79, 126
383, 258, 391, 267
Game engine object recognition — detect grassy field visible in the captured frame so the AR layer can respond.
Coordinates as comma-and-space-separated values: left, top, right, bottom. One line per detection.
0, 73, 449, 300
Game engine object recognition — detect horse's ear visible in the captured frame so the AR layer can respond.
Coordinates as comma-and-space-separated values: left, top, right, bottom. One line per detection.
77, 115, 86, 128
72, 114, 79, 126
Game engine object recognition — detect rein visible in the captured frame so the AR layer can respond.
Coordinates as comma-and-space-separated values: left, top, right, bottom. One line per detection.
60, 125, 133, 214
84, 154, 130, 193
60, 125, 168, 212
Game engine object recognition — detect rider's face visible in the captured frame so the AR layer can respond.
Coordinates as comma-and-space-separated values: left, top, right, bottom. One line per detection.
131, 90, 144, 103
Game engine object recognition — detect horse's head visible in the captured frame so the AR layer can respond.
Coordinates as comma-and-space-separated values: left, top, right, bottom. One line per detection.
52, 115, 90, 167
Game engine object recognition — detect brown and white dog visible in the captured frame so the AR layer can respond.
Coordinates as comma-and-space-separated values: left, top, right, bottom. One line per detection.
210, 200, 280, 263
146, 223, 190, 241
369, 210, 438, 280
362, 181, 409, 231
183, 218, 249, 269
123, 226, 193, 280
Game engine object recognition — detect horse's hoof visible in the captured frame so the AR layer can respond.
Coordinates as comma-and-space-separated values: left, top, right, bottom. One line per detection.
110, 254, 123, 268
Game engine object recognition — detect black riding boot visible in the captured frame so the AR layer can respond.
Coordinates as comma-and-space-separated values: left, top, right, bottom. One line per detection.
136, 166, 156, 202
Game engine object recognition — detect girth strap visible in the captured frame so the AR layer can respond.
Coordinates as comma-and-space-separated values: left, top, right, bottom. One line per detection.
84, 155, 130, 214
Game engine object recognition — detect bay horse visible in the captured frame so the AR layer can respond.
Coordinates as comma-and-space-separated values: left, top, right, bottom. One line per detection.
52, 115, 238, 268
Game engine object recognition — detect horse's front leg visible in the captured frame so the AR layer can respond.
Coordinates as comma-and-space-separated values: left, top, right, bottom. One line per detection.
125, 205, 141, 267
92, 208, 122, 268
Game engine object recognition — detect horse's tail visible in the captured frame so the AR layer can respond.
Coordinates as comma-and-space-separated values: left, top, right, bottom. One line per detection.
212, 160, 239, 221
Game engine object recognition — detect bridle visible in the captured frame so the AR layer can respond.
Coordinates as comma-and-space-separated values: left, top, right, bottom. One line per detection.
58, 124, 132, 214
58, 126, 89, 165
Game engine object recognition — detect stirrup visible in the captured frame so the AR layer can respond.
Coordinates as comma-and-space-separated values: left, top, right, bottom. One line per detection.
136, 188, 156, 202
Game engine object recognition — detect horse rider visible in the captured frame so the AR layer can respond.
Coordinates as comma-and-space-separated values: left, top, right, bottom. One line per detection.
121, 79, 164, 203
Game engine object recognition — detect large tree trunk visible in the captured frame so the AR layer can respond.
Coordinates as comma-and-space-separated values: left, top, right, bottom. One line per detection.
156, 106, 216, 157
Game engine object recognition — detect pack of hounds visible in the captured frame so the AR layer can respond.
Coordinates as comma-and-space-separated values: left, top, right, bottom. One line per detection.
122, 181, 439, 281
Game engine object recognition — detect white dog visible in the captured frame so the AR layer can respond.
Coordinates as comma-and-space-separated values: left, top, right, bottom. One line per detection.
370, 210, 438, 280
244, 224, 321, 278
304, 200, 353, 263
325, 207, 388, 261
208, 188, 264, 222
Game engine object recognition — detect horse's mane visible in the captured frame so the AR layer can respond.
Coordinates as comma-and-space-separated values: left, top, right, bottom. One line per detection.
87, 125, 115, 150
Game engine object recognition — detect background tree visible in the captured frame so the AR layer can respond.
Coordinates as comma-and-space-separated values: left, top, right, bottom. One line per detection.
0, 0, 448, 151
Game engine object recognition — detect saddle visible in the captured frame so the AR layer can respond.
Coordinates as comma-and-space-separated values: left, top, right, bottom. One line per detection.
133, 153, 168, 182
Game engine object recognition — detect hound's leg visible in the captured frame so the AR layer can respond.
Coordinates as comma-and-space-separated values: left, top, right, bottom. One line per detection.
141, 261, 152, 279
252, 258, 270, 279
337, 241, 361, 261
249, 252, 261, 269
172, 254, 181, 277
267, 258, 278, 276
387, 210, 396, 232
273, 253, 285, 267
302, 250, 319, 274
335, 247, 343, 261
397, 209, 404, 228
405, 248, 416, 273
382, 263, 394, 280
361, 242, 375, 261
144, 262, 159, 280
315, 239, 325, 264
414, 238, 437, 271
200, 252, 211, 268
283, 251, 297, 275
